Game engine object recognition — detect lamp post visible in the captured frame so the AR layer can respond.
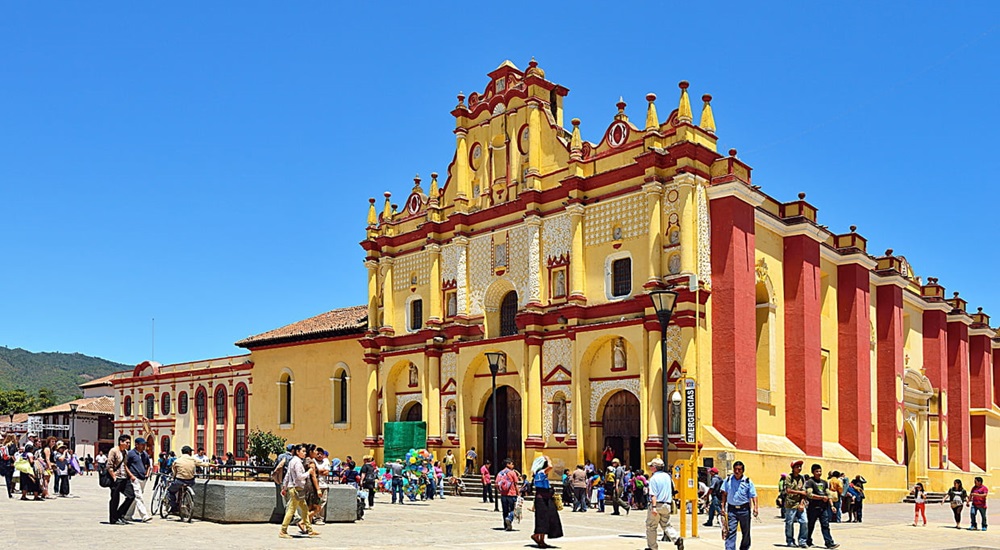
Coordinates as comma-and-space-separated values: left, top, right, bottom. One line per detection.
648, 289, 679, 468
484, 351, 506, 514
69, 403, 78, 452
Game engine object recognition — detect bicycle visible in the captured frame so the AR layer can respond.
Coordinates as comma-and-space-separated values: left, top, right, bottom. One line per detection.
149, 473, 167, 516
158, 474, 196, 523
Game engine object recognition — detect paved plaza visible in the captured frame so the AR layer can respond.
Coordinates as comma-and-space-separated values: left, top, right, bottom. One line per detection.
3, 476, 998, 549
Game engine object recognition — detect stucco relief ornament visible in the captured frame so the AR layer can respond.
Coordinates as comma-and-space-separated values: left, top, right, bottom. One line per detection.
755, 257, 768, 283
612, 338, 627, 371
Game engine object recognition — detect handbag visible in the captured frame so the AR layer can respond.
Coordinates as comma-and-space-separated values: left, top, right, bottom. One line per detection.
554, 493, 564, 511
99, 468, 113, 488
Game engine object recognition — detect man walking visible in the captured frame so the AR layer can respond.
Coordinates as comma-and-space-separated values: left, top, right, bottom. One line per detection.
645, 457, 684, 550
126, 437, 152, 522
359, 455, 377, 509
784, 460, 809, 547
465, 447, 477, 475
480, 459, 494, 503
804, 464, 839, 548
279, 444, 318, 538
389, 459, 405, 504
497, 458, 520, 531
571, 464, 588, 512
719, 461, 757, 550
703, 467, 722, 527
969, 476, 988, 531
106, 434, 135, 525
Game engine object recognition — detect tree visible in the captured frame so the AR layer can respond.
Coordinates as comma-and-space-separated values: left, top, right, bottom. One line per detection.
246, 429, 286, 466
0, 389, 32, 415
31, 388, 56, 411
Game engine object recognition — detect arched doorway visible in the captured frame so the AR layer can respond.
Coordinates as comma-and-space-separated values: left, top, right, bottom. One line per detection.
603, 390, 640, 469
904, 421, 917, 485
483, 386, 522, 472
404, 402, 423, 422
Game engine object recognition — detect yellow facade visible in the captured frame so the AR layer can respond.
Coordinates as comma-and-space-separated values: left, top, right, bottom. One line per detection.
238, 60, 1000, 503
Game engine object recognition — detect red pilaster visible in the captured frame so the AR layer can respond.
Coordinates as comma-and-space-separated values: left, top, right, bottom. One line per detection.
783, 235, 823, 456
709, 195, 757, 450
994, 343, 1000, 408
837, 263, 872, 460
946, 319, 970, 470
922, 309, 948, 468
969, 332, 992, 470
875, 284, 904, 462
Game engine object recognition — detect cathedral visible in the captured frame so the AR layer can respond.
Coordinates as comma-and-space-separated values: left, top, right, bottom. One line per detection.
132, 59, 997, 503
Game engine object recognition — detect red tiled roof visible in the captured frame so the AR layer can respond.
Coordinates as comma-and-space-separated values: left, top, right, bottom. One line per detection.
79, 372, 119, 388
236, 305, 367, 348
32, 396, 115, 416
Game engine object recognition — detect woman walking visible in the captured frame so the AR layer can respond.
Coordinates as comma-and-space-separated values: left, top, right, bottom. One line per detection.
530, 456, 563, 549
911, 482, 927, 526
944, 479, 968, 529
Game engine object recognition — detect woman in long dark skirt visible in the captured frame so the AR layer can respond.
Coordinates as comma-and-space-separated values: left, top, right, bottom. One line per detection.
531, 456, 563, 549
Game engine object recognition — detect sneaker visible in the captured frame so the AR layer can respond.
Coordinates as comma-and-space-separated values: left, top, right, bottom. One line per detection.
278, 532, 291, 539
504, 518, 512, 531
826, 544, 840, 549
675, 538, 684, 550
114, 519, 130, 526
982, 527, 988, 531
969, 527, 978, 531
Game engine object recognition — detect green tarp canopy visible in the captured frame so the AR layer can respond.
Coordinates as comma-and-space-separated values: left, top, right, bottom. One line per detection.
382, 421, 427, 462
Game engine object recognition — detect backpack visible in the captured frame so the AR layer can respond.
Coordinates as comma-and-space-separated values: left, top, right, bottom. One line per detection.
271, 457, 287, 485
0, 445, 9, 461
497, 470, 515, 494
605, 471, 615, 484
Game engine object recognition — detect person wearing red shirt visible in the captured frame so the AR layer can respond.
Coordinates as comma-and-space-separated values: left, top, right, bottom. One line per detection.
481, 459, 494, 503
969, 476, 989, 531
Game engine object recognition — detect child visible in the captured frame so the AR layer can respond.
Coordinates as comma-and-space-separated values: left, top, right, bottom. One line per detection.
912, 482, 927, 526
597, 483, 606, 512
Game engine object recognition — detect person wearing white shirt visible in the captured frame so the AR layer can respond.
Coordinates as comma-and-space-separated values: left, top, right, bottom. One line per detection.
315, 449, 331, 525
279, 445, 318, 538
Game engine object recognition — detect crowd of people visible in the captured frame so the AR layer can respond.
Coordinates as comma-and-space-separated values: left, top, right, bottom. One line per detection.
1, 434, 93, 501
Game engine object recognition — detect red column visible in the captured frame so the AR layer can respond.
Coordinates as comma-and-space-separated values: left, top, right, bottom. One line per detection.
710, 195, 757, 450
837, 263, 872, 461
946, 319, 970, 471
783, 235, 823, 457
922, 309, 948, 469
875, 284, 904, 462
994, 343, 1000, 408
969, 332, 992, 470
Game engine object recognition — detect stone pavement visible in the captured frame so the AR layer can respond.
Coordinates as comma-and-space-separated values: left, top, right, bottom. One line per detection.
3, 475, 998, 549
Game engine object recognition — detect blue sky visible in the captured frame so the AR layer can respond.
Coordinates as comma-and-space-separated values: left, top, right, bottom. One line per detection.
2, 3, 998, 366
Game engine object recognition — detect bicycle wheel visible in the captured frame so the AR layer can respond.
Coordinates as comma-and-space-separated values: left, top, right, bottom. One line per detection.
159, 488, 171, 519
150, 482, 163, 516
180, 488, 195, 523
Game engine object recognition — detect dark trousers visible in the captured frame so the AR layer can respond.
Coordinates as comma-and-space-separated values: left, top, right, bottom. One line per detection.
853, 500, 863, 522
501, 494, 517, 523
806, 505, 835, 547
391, 477, 403, 504
608, 483, 627, 514
3, 466, 13, 497
726, 506, 751, 550
365, 485, 375, 507
573, 487, 587, 511
705, 494, 720, 525
57, 474, 70, 496
482, 481, 494, 503
445, 464, 453, 478
109, 478, 135, 523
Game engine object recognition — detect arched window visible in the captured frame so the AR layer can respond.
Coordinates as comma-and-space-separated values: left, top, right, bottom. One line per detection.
145, 394, 155, 419
178, 392, 189, 414
333, 369, 349, 424
123, 396, 132, 417
214, 386, 227, 458
499, 291, 518, 336
755, 279, 775, 404
552, 394, 568, 434
161, 435, 171, 454
279, 372, 293, 425
234, 385, 248, 459
195, 388, 207, 453
161, 393, 171, 416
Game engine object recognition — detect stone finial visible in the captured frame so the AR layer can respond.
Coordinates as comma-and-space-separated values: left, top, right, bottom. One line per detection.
412, 174, 423, 194
570, 118, 582, 152
456, 92, 466, 109
615, 96, 628, 121
429, 172, 440, 199
699, 94, 716, 133
728, 148, 738, 157
367, 198, 378, 226
677, 81, 692, 123
850, 225, 857, 233
885, 248, 894, 256
382, 192, 392, 221
525, 57, 545, 78
798, 192, 806, 200
645, 93, 659, 130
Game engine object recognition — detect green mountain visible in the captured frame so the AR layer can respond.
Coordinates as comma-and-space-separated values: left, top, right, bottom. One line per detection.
0, 346, 129, 404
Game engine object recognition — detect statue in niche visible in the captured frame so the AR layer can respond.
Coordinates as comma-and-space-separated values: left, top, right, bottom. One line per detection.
553, 269, 566, 298
446, 403, 457, 434
446, 292, 458, 317
553, 397, 568, 434
612, 337, 627, 371
408, 364, 418, 387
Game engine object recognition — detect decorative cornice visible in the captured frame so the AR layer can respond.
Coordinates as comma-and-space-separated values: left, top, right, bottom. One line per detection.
706, 180, 765, 206
870, 272, 909, 289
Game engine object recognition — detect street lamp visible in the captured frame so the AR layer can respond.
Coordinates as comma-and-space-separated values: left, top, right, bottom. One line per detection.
484, 350, 506, 514
648, 289, 679, 468
69, 403, 79, 452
